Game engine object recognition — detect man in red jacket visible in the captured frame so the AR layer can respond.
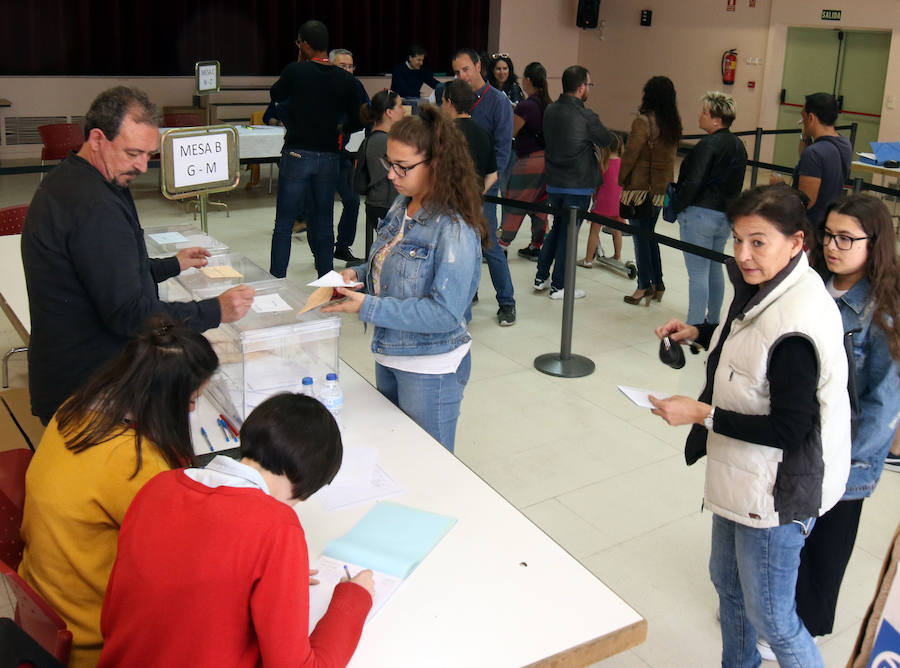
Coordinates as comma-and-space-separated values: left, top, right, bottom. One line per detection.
98, 394, 374, 667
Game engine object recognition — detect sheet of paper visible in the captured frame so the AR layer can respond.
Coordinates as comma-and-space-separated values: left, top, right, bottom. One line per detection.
250, 293, 293, 314
201, 264, 243, 279
858, 152, 877, 161
345, 130, 366, 153
244, 355, 307, 392
307, 270, 363, 288
148, 231, 188, 244
312, 465, 404, 512
329, 446, 378, 488
307, 556, 402, 634
617, 384, 670, 408
323, 502, 456, 578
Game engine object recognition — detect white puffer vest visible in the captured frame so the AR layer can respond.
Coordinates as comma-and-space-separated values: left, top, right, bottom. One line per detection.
704, 253, 851, 528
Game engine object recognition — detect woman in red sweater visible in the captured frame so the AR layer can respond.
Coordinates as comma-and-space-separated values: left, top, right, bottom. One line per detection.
98, 394, 374, 667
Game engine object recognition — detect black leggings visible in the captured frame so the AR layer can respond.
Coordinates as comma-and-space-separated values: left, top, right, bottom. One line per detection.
365, 204, 389, 260
795, 497, 864, 636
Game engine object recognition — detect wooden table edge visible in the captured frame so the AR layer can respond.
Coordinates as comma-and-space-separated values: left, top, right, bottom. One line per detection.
522, 618, 648, 668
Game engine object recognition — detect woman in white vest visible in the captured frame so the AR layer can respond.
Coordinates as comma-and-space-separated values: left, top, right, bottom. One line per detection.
649, 184, 851, 668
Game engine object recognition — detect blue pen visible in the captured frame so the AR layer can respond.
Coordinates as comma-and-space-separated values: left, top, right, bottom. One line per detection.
199, 427, 214, 452
343, 565, 353, 580
216, 418, 232, 442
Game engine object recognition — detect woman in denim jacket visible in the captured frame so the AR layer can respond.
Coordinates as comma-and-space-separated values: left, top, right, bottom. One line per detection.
795, 194, 900, 641
326, 104, 488, 452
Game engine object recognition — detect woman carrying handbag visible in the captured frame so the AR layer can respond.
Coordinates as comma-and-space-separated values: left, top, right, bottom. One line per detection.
618, 76, 681, 305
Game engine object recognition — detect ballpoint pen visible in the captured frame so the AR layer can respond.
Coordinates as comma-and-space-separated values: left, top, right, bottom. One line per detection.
343, 565, 353, 580
216, 418, 232, 442
199, 427, 214, 452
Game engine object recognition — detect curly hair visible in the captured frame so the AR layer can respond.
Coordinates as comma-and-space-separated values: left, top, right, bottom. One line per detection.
825, 194, 900, 365
487, 55, 518, 92
639, 76, 682, 146
389, 103, 489, 246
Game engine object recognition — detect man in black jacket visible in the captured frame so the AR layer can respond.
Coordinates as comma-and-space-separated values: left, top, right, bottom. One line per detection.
536, 66, 617, 299
22, 86, 254, 423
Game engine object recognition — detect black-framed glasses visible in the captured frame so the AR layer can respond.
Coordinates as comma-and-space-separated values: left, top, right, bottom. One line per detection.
816, 229, 871, 251
379, 155, 429, 177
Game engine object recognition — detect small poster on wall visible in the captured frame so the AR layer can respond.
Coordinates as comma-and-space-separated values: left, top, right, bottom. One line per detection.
727, 0, 736, 11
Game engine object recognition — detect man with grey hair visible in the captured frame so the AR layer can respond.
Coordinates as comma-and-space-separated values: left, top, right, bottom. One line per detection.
21, 85, 255, 423
327, 47, 370, 266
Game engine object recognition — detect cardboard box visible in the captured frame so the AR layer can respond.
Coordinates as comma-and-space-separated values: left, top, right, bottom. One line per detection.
0, 388, 44, 451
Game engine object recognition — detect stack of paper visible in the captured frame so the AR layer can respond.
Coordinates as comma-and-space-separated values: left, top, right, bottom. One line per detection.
312, 447, 404, 511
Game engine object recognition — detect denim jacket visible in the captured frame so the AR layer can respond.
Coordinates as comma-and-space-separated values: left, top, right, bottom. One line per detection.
352, 197, 481, 355
837, 277, 900, 499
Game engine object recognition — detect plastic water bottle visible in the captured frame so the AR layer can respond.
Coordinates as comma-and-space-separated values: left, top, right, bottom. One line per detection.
300, 376, 315, 397
317, 373, 343, 430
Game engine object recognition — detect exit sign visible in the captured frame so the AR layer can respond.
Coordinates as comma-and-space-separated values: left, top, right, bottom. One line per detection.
821, 9, 842, 21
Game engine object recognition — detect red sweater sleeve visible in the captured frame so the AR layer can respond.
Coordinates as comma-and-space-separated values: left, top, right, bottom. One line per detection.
252, 525, 372, 668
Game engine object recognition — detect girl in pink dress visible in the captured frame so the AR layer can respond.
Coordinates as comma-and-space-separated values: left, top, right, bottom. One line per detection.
579, 135, 624, 267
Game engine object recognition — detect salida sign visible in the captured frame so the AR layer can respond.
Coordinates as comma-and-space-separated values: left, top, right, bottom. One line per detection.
171, 133, 229, 188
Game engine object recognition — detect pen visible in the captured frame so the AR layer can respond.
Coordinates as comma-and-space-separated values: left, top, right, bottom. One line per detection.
217, 418, 232, 442
343, 565, 353, 580
219, 413, 239, 439
200, 427, 214, 452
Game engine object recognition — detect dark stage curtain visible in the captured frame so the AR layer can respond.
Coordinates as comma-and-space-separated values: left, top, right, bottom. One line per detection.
0, 0, 490, 76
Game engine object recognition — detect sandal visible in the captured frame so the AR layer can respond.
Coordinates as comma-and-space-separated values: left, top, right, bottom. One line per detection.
576, 259, 593, 268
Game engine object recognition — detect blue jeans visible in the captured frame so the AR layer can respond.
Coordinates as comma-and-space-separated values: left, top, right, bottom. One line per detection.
710, 514, 822, 668
375, 352, 471, 453
482, 185, 515, 307
678, 205, 730, 324
335, 152, 360, 250
536, 193, 591, 291
630, 207, 663, 290
271, 149, 340, 278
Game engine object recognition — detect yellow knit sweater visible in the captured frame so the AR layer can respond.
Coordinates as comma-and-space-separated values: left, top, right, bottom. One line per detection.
18, 416, 171, 668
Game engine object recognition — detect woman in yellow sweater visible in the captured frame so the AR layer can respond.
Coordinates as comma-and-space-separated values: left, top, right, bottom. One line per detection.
18, 315, 219, 668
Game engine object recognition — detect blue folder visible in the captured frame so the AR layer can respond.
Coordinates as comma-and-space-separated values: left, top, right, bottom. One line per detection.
859, 141, 900, 166
324, 501, 456, 578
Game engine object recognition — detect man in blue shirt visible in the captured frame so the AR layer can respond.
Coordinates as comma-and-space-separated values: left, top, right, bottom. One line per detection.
452, 48, 516, 326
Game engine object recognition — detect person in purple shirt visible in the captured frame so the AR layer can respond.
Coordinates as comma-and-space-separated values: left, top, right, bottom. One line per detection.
452, 48, 517, 327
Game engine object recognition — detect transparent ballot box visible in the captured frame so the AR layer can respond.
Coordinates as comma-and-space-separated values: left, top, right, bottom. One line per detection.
144, 223, 229, 258
204, 281, 341, 421
176, 252, 273, 296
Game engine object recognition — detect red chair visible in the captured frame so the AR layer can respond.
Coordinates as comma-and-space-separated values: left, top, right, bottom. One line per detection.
0, 559, 72, 665
163, 112, 204, 127
37, 123, 83, 162
0, 204, 28, 236
0, 448, 33, 570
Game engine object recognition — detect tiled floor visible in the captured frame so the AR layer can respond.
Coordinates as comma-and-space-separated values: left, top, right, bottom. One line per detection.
2, 166, 897, 666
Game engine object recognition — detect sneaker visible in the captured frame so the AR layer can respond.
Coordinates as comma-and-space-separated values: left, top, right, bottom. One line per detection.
549, 287, 585, 300
885, 452, 900, 472
518, 245, 541, 261
534, 277, 550, 291
497, 304, 516, 326
756, 640, 776, 662
334, 247, 363, 265
292, 220, 307, 234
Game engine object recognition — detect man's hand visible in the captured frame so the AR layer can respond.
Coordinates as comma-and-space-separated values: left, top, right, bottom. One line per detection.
654, 319, 699, 344
218, 285, 256, 323
176, 247, 211, 271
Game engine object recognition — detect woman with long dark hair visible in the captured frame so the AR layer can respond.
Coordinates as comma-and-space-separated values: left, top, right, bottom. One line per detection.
358, 89, 404, 256
325, 104, 487, 452
19, 314, 219, 667
788, 194, 900, 653
499, 61, 552, 259
487, 53, 524, 104
651, 185, 850, 667
619, 75, 682, 305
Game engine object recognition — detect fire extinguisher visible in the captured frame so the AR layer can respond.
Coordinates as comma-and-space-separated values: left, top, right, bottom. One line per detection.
722, 49, 737, 85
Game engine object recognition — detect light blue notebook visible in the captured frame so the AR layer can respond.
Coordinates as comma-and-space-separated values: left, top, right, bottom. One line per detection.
324, 501, 456, 578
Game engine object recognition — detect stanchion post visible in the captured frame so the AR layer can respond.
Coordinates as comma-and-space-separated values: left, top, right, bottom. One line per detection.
533, 205, 595, 378
849, 122, 858, 152
853, 177, 864, 193
750, 127, 763, 188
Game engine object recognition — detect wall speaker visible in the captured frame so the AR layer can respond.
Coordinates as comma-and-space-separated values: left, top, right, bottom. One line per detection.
577, 0, 601, 29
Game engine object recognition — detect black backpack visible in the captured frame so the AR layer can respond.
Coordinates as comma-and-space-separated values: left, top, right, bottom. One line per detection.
352, 134, 374, 196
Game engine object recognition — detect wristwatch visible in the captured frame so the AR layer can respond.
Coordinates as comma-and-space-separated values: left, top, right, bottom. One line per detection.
703, 406, 715, 431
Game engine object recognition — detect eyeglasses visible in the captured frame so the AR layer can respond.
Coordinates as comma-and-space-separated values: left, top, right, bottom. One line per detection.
816, 229, 871, 251
491, 52, 510, 60
379, 155, 429, 177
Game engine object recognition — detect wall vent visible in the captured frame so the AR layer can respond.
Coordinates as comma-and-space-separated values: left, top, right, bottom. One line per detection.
5, 116, 67, 146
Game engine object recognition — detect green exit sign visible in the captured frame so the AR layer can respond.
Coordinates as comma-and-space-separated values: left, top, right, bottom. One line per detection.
821, 9, 842, 21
